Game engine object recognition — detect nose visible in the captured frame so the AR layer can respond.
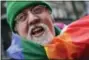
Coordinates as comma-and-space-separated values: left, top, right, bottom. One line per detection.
27, 11, 40, 25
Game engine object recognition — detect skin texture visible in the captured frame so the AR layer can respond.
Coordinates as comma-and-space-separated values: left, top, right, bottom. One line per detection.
14, 5, 55, 45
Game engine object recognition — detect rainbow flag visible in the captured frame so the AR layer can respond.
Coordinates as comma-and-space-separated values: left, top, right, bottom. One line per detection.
7, 15, 89, 59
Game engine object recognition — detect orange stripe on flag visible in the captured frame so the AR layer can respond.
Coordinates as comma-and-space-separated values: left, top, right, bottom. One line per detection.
44, 33, 77, 60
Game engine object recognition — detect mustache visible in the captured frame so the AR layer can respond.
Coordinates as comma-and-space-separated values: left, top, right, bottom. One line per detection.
28, 24, 45, 35
27, 23, 48, 39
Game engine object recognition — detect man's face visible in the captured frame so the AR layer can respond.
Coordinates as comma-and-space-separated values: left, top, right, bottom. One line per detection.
15, 5, 55, 45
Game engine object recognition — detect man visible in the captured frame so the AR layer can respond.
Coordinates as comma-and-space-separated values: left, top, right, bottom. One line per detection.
7, 1, 62, 45
7, 1, 62, 59
7, 1, 89, 60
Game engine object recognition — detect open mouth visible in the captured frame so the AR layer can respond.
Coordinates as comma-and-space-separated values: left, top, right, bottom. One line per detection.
31, 26, 45, 37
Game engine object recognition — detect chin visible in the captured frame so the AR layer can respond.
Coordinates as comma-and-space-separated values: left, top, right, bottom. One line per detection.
27, 23, 54, 45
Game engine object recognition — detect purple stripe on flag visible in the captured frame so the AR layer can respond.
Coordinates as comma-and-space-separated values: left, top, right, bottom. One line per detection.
7, 33, 24, 59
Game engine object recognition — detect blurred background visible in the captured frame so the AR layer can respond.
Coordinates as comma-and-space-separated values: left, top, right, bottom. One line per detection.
1, 1, 89, 60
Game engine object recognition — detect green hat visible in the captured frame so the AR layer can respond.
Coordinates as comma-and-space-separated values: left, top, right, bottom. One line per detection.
7, 1, 52, 32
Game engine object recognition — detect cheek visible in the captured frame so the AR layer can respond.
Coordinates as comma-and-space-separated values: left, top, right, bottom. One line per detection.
16, 23, 28, 37
39, 14, 54, 35
44, 18, 54, 33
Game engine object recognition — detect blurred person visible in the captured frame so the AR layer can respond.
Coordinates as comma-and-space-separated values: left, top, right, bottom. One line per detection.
6, 1, 89, 60
85, 2, 89, 15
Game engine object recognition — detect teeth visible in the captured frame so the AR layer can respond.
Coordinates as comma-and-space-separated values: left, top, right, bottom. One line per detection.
33, 28, 41, 32
31, 26, 44, 36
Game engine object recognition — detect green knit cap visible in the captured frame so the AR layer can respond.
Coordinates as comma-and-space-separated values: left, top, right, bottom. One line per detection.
7, 1, 52, 32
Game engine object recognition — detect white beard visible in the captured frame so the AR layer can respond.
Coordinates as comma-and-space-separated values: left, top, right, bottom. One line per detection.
27, 23, 54, 46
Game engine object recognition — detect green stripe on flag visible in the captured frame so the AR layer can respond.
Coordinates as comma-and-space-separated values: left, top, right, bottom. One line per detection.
21, 38, 48, 60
